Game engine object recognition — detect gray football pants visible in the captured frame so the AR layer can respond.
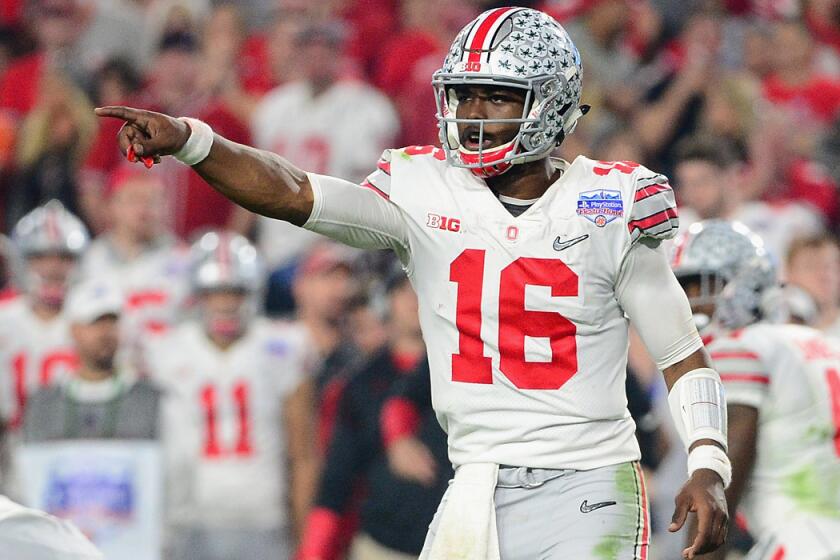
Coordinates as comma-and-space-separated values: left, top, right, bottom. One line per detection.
421, 461, 650, 560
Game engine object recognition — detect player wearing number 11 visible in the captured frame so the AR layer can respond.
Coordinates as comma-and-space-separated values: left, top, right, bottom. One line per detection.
142, 232, 317, 560
96, 7, 728, 559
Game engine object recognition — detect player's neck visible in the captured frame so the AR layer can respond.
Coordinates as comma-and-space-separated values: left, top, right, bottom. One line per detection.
484, 157, 560, 200
31, 301, 61, 322
110, 229, 155, 259
207, 331, 243, 351
77, 364, 115, 383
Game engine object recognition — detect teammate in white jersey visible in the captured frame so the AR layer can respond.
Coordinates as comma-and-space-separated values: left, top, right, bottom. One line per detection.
0, 201, 89, 431
145, 232, 317, 560
671, 220, 840, 560
97, 7, 729, 559
78, 168, 189, 345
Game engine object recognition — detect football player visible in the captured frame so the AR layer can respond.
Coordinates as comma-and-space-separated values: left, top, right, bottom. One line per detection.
98, 7, 728, 559
145, 232, 317, 560
78, 167, 190, 344
673, 220, 840, 560
0, 201, 89, 431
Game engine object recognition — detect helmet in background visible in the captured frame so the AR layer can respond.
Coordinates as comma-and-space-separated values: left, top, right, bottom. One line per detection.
11, 201, 89, 307
670, 220, 779, 330
12, 200, 89, 259
190, 231, 264, 295
189, 231, 265, 338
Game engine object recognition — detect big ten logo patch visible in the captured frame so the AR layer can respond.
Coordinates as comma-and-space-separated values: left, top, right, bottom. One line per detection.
426, 213, 461, 232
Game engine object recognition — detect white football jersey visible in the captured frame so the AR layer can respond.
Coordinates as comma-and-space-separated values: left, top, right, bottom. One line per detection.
708, 323, 840, 543
79, 235, 190, 341
251, 80, 399, 269
145, 318, 311, 530
304, 148, 698, 470
0, 495, 103, 560
0, 298, 76, 428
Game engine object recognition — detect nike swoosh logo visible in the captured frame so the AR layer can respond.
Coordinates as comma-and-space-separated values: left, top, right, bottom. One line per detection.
553, 234, 589, 252
580, 500, 617, 513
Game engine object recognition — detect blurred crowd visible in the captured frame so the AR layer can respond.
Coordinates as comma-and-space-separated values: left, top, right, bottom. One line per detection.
1, 0, 840, 559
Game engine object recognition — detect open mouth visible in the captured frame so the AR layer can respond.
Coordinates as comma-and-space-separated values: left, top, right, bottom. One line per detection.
461, 127, 495, 151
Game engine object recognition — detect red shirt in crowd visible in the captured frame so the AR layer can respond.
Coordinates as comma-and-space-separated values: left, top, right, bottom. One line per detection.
762, 74, 840, 123
0, 53, 45, 117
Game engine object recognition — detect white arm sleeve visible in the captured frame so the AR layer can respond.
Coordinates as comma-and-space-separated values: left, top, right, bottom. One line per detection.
302, 173, 411, 265
616, 239, 704, 370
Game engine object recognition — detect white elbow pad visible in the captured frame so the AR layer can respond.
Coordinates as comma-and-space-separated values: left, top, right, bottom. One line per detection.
668, 368, 728, 452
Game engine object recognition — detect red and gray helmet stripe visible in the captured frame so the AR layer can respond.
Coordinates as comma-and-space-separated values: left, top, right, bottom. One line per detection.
463, 7, 522, 64
216, 232, 231, 281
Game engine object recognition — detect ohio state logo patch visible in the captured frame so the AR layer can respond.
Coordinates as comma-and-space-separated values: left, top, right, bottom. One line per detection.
577, 189, 623, 227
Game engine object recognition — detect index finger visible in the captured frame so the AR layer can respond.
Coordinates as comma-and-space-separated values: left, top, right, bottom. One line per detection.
94, 106, 146, 125
686, 505, 712, 559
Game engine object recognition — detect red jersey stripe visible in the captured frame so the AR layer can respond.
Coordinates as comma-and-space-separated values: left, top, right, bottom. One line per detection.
720, 373, 770, 384
710, 351, 761, 361
634, 183, 671, 202
361, 181, 390, 200
377, 160, 391, 176
627, 207, 678, 233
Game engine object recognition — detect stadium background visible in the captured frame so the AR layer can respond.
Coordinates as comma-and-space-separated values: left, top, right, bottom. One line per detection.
1, 0, 840, 559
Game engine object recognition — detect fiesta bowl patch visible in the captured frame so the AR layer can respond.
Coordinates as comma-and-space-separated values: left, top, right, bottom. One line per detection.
577, 189, 623, 227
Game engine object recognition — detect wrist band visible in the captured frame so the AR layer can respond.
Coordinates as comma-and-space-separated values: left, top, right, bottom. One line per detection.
173, 117, 214, 166
687, 444, 732, 488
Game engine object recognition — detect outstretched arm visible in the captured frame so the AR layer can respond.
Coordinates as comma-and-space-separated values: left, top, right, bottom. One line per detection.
95, 106, 314, 225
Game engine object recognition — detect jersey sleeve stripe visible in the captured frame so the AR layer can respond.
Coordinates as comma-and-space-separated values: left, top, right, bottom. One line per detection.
377, 160, 392, 176
634, 183, 672, 203
361, 180, 390, 200
710, 351, 761, 361
627, 207, 678, 233
720, 373, 770, 384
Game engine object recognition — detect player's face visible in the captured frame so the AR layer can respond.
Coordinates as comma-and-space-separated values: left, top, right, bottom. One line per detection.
679, 276, 717, 324
453, 85, 527, 151
347, 304, 388, 355
295, 266, 354, 323
674, 160, 728, 219
71, 314, 120, 371
201, 289, 249, 339
787, 244, 840, 308
27, 252, 76, 307
110, 178, 165, 242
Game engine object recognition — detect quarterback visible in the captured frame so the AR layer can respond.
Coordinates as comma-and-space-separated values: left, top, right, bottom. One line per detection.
97, 7, 729, 559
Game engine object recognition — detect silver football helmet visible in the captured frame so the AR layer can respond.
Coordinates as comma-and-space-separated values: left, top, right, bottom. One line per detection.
11, 200, 89, 258
433, 7, 586, 177
670, 220, 779, 330
190, 231, 264, 294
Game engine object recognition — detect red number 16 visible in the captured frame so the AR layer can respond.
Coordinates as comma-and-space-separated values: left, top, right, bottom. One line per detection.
450, 249, 579, 390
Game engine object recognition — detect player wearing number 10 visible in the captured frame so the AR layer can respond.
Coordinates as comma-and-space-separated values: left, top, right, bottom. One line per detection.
96, 7, 729, 560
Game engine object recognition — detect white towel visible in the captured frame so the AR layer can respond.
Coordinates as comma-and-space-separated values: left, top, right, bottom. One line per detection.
422, 463, 500, 560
